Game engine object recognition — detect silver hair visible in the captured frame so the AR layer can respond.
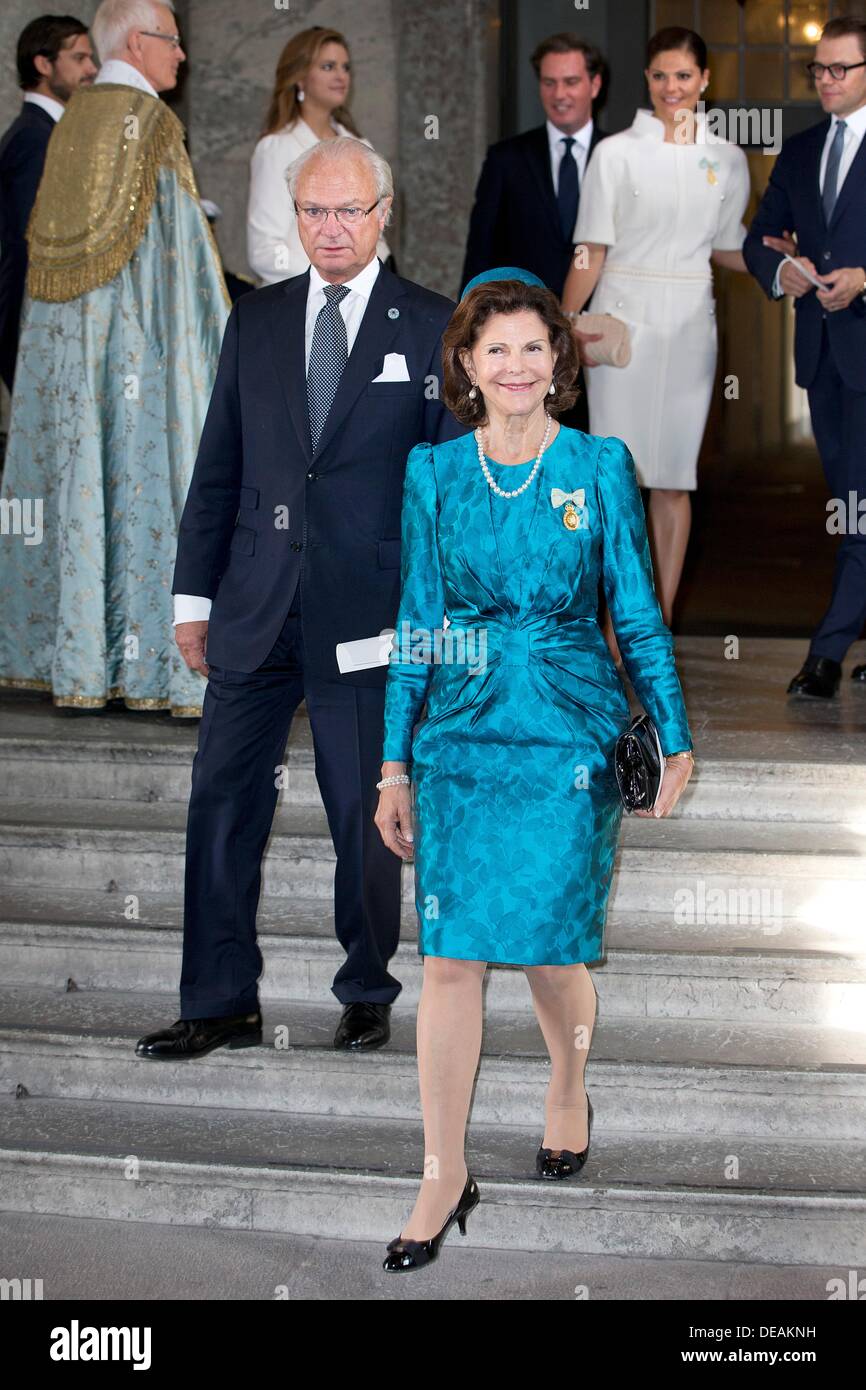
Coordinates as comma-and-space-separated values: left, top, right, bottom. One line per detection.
91, 0, 176, 62
285, 136, 394, 226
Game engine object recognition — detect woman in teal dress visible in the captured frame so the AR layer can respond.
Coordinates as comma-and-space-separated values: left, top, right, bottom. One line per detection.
375, 268, 694, 1271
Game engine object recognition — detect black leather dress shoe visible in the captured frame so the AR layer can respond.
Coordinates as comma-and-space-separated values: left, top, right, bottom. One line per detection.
135, 1009, 263, 1060
333, 1001, 391, 1050
852, 664, 866, 682
536, 1095, 593, 1179
787, 655, 841, 699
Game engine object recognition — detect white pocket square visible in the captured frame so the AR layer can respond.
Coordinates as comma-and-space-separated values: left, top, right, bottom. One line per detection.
371, 352, 410, 382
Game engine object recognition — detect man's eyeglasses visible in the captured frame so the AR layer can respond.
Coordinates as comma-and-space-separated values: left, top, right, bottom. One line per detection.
293, 200, 381, 226
139, 31, 183, 47
805, 60, 866, 81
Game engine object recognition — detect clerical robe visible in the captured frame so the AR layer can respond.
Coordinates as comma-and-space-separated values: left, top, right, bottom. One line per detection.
0, 83, 229, 715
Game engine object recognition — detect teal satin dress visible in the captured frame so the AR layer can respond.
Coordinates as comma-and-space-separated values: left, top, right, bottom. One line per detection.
382, 426, 692, 965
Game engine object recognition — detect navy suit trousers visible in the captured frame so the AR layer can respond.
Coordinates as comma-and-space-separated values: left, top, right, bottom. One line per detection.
179, 586, 403, 1018
807, 326, 866, 662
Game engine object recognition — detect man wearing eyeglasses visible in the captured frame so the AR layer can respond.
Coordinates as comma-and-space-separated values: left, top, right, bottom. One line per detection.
0, 0, 229, 717
744, 15, 866, 698
136, 136, 464, 1061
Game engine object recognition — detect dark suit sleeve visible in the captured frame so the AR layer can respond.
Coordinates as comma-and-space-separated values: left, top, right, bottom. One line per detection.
743, 142, 796, 299
422, 312, 465, 445
460, 146, 506, 295
172, 303, 242, 597
7, 125, 50, 243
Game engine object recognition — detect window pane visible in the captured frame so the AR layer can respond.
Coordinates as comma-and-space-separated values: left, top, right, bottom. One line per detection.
655, 0, 696, 28
789, 45, 816, 98
744, 0, 786, 44
788, 1, 828, 44
745, 48, 784, 98
708, 47, 740, 98
702, 0, 740, 44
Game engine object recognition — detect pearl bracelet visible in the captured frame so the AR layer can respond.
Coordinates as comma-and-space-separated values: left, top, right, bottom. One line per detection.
377, 773, 411, 789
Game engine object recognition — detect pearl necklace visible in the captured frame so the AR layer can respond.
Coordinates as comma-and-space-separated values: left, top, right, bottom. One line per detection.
475, 413, 553, 499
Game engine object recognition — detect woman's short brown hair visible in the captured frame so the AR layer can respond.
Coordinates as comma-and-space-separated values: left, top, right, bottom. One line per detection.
442, 280, 580, 427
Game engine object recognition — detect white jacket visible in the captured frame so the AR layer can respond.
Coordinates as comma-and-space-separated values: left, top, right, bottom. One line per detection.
246, 117, 392, 284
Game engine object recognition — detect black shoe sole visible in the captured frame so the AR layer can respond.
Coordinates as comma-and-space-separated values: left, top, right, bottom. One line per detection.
135, 1030, 263, 1060
333, 1032, 390, 1051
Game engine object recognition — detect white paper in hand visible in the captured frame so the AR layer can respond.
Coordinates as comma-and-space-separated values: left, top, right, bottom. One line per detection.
336, 630, 395, 673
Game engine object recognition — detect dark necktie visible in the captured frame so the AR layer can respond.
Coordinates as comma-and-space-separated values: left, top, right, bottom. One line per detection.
557, 135, 579, 242
822, 119, 846, 223
307, 282, 350, 453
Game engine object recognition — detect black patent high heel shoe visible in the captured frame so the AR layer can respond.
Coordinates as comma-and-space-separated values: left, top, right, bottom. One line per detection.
536, 1094, 593, 1179
382, 1173, 480, 1271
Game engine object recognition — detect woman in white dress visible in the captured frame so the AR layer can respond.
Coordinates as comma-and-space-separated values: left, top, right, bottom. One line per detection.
562, 26, 750, 628
246, 25, 391, 285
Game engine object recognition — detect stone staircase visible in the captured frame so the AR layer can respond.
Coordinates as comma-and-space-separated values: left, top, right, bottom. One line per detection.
1, 637, 865, 1267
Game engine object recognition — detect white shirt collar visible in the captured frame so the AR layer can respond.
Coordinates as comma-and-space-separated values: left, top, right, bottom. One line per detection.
23, 92, 65, 122
831, 101, 866, 142
94, 58, 159, 98
546, 117, 593, 154
308, 255, 381, 302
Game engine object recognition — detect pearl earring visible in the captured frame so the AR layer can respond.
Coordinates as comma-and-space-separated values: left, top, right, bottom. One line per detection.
297, 87, 305, 102
468, 385, 477, 399
548, 382, 556, 395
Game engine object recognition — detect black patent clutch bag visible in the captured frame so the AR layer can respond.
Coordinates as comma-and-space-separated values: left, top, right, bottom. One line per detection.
614, 713, 664, 813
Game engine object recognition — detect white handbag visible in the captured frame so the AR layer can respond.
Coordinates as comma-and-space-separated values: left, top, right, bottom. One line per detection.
569, 311, 632, 368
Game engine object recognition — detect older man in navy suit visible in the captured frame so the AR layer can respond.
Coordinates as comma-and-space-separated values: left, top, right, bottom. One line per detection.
744, 16, 866, 697
0, 14, 95, 392
136, 137, 463, 1061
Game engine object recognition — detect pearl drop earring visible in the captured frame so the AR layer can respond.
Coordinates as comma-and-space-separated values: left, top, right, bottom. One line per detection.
468, 385, 477, 399
549, 382, 556, 395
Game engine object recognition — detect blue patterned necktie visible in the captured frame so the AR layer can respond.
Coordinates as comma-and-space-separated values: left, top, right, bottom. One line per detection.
822, 118, 846, 223
307, 282, 350, 453
557, 135, 579, 241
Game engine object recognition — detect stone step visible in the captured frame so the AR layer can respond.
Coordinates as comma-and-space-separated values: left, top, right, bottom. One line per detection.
2, 919, 864, 1026
0, 1094, 863, 1263
2, 988, 864, 1139
1, 1210, 849, 1301
0, 800, 863, 928
3, 700, 866, 824
2, 883, 862, 956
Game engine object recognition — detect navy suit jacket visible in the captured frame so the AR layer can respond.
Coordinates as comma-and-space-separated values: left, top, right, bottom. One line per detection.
0, 101, 55, 391
461, 122, 607, 298
173, 260, 464, 685
743, 116, 866, 392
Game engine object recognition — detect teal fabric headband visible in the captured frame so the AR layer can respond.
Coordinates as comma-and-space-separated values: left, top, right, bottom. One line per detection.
460, 266, 548, 301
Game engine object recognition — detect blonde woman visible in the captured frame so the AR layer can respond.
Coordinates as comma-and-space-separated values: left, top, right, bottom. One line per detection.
246, 25, 391, 284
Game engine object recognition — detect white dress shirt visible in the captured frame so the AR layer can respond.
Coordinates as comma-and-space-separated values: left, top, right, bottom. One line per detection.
173, 256, 383, 626
23, 92, 65, 123
94, 58, 159, 97
246, 117, 391, 284
546, 117, 593, 195
772, 100, 866, 296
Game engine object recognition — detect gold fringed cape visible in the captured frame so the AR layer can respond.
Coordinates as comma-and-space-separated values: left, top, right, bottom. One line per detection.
0, 83, 231, 717
26, 83, 227, 305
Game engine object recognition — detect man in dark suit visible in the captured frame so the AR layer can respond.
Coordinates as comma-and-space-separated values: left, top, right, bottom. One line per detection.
0, 14, 95, 392
136, 137, 462, 1061
744, 16, 866, 698
461, 32, 607, 300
